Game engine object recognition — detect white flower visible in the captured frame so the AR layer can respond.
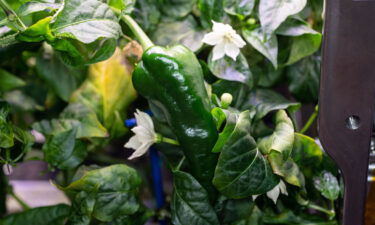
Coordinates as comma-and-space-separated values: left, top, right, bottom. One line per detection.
202, 21, 246, 61
3, 164, 13, 176
252, 180, 288, 204
124, 109, 156, 160
266, 180, 288, 204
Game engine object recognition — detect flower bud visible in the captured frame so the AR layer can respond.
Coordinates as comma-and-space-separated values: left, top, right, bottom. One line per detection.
247, 18, 256, 25
220, 93, 233, 109
3, 164, 13, 176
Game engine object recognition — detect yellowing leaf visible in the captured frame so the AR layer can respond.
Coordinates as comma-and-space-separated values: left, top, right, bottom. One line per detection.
70, 44, 140, 137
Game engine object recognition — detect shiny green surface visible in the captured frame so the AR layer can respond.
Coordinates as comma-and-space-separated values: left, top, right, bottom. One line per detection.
133, 45, 218, 196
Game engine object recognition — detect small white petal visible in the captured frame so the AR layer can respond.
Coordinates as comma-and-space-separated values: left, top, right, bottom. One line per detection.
128, 142, 153, 160
212, 21, 228, 33
3, 164, 13, 176
124, 135, 142, 149
131, 126, 155, 141
212, 43, 226, 61
279, 180, 288, 196
252, 195, 259, 201
232, 33, 246, 48
202, 32, 223, 46
135, 109, 154, 132
224, 43, 240, 60
267, 184, 280, 204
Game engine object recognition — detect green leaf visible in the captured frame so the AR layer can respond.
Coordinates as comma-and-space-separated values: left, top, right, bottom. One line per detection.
215, 195, 255, 225
251, 120, 273, 139
17, 1, 60, 17
43, 128, 87, 169
51, 38, 117, 66
152, 16, 205, 52
107, 0, 135, 14
160, 0, 195, 18
60, 103, 109, 138
263, 209, 338, 225
132, 0, 161, 32
208, 53, 253, 88
286, 33, 322, 65
0, 204, 70, 225
0, 117, 14, 148
287, 55, 320, 102
62, 164, 142, 222
0, 32, 19, 48
258, 110, 294, 157
12, 125, 35, 156
213, 110, 279, 198
0, 101, 10, 120
36, 46, 85, 101
241, 88, 300, 120
33, 118, 105, 139
212, 110, 238, 153
98, 205, 153, 225
198, 0, 224, 28
0, 102, 14, 148
35, 0, 122, 65
211, 107, 227, 130
276, 19, 319, 37
66, 191, 95, 225
268, 152, 305, 187
3, 90, 44, 111
17, 16, 53, 42
253, 62, 284, 88
257, 110, 305, 187
223, 0, 255, 18
292, 133, 323, 177
259, 0, 307, 33
313, 171, 340, 201
276, 19, 322, 65
51, 0, 121, 44
171, 170, 220, 225
233, 205, 264, 225
242, 28, 278, 69
33, 103, 108, 139
0, 68, 25, 92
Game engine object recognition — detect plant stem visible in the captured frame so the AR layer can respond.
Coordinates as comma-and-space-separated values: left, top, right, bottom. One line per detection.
175, 156, 186, 171
5, 148, 10, 161
0, 0, 26, 31
9, 190, 30, 210
161, 137, 179, 146
300, 105, 319, 134
0, 171, 7, 216
307, 202, 335, 218
120, 14, 154, 50
156, 133, 179, 146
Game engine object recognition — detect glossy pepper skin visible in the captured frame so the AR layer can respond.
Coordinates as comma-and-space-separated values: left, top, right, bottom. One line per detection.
132, 45, 218, 195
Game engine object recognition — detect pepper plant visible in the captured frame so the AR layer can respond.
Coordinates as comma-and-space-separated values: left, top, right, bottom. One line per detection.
0, 0, 342, 224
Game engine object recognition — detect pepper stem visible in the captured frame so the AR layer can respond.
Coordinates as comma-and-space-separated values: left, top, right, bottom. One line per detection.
120, 14, 154, 50
161, 137, 179, 146
0, 0, 26, 31
155, 133, 179, 146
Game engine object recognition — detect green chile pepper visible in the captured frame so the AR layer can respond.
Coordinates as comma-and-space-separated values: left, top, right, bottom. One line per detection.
132, 45, 218, 196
